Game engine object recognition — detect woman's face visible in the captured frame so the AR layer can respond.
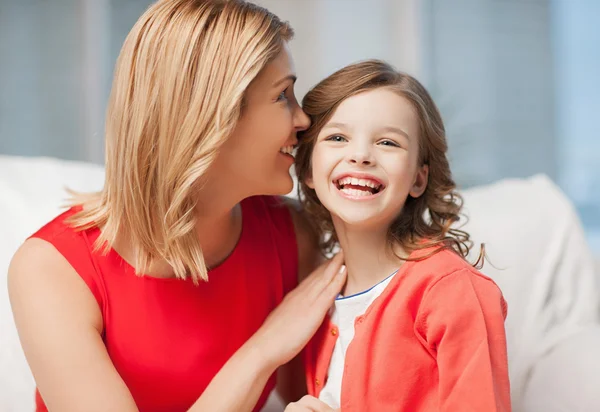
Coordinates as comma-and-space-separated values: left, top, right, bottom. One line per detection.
207, 43, 310, 200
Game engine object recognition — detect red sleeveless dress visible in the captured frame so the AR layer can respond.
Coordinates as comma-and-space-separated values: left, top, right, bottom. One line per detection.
30, 196, 298, 412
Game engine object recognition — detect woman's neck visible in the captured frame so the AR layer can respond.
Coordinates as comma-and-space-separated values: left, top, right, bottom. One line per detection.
333, 217, 409, 297
113, 188, 244, 279
194, 202, 243, 269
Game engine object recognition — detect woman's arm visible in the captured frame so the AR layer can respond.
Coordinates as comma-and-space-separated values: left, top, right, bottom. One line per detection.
276, 198, 324, 403
8, 239, 139, 412
9, 238, 345, 412
194, 251, 344, 411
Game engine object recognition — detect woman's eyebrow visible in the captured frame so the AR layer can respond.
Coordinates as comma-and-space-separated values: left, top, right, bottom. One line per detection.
272, 74, 297, 88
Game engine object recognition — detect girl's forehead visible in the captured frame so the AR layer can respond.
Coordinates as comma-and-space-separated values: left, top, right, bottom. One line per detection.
323, 89, 417, 134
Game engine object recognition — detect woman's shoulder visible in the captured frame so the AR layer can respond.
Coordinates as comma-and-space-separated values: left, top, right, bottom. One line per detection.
8, 233, 104, 330
28, 206, 83, 240
244, 195, 321, 283
10, 206, 106, 308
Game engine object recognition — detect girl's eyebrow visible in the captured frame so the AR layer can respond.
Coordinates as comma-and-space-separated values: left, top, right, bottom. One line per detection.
323, 122, 410, 140
377, 126, 410, 140
322, 122, 350, 131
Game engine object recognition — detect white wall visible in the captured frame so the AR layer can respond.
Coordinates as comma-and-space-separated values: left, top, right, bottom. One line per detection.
254, 0, 424, 99
423, 0, 557, 187
551, 0, 600, 247
0, 1, 86, 160
1, 0, 597, 249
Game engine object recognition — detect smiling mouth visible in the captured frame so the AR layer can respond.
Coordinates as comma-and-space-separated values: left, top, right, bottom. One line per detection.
279, 145, 296, 157
334, 176, 385, 197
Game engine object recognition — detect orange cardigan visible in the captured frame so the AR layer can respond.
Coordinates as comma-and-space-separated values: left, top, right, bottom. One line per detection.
305, 248, 511, 411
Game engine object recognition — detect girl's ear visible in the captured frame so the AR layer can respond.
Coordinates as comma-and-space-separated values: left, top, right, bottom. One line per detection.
409, 164, 429, 198
305, 173, 315, 189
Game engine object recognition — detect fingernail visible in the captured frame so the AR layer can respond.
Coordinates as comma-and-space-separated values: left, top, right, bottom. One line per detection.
338, 265, 346, 275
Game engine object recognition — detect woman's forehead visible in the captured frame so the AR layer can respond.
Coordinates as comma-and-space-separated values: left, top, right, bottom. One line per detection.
252, 45, 296, 90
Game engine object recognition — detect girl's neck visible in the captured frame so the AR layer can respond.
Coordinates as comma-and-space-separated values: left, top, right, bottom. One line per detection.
333, 218, 410, 297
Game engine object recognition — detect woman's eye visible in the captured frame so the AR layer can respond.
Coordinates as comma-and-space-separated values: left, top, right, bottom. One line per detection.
379, 139, 400, 147
326, 135, 347, 142
276, 90, 288, 102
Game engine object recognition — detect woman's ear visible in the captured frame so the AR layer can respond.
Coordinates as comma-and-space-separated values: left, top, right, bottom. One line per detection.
409, 164, 429, 198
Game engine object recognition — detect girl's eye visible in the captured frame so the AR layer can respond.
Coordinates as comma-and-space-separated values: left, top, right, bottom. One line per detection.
326, 135, 347, 143
379, 139, 400, 147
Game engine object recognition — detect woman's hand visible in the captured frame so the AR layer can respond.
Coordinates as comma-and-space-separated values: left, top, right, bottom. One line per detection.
285, 395, 339, 412
253, 251, 346, 368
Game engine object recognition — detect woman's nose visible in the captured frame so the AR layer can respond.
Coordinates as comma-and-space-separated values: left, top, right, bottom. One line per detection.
294, 106, 311, 131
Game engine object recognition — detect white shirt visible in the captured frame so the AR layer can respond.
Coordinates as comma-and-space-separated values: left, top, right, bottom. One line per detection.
318, 271, 397, 409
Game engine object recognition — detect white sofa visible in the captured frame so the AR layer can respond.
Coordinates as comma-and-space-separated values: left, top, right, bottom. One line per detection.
1, 155, 599, 412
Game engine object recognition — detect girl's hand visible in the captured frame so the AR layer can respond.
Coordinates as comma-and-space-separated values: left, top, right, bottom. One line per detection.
253, 251, 346, 368
285, 395, 339, 412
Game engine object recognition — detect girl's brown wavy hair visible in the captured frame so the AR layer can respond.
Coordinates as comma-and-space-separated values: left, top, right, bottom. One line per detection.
295, 60, 484, 267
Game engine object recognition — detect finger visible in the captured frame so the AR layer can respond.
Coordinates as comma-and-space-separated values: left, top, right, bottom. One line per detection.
298, 252, 339, 295
318, 264, 346, 304
283, 404, 301, 412
297, 395, 336, 411
298, 255, 336, 289
320, 251, 345, 284
294, 271, 328, 301
285, 400, 312, 412
299, 252, 345, 303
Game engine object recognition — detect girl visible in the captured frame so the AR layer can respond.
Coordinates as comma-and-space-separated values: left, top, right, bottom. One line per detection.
295, 60, 511, 411
7, 1, 347, 411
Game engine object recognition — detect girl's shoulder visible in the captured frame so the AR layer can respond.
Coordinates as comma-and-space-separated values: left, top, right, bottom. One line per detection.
408, 246, 504, 305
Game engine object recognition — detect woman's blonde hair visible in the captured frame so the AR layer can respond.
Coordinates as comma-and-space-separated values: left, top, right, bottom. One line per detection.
295, 60, 484, 267
68, 0, 293, 283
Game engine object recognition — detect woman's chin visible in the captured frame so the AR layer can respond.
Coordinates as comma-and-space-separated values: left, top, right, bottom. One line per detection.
264, 171, 294, 196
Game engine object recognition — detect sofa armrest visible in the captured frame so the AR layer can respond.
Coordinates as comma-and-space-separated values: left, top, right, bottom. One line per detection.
522, 325, 600, 412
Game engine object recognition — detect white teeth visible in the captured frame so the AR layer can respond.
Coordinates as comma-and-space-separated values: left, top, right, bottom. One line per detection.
336, 176, 382, 190
341, 188, 372, 197
361, 179, 377, 189
279, 145, 295, 156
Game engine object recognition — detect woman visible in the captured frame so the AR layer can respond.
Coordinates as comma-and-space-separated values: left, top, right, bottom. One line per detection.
8, 1, 344, 411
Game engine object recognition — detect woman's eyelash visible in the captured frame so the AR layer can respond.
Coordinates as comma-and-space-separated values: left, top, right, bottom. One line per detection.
276, 89, 288, 102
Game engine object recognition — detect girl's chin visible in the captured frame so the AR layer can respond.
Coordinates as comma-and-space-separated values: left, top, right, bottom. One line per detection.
329, 208, 395, 232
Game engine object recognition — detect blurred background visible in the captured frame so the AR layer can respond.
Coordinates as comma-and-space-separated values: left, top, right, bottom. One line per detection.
0, 0, 598, 251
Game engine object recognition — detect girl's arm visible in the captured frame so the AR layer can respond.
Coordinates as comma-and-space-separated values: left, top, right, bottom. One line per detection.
416, 269, 511, 411
8, 239, 345, 412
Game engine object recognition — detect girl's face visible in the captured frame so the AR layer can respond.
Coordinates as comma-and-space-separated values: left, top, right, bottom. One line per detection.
307, 87, 428, 230
207, 43, 311, 199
